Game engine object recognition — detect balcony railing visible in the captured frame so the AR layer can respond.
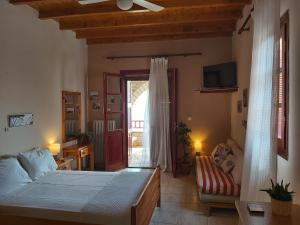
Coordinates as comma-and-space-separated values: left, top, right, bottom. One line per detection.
131, 120, 144, 129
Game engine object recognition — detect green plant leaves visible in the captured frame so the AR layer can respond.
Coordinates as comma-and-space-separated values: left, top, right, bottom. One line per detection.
260, 179, 295, 201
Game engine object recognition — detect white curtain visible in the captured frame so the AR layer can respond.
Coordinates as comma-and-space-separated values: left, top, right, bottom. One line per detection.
241, 0, 280, 202
143, 58, 171, 172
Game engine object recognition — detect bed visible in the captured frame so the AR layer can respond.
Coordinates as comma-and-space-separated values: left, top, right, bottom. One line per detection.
0, 167, 161, 225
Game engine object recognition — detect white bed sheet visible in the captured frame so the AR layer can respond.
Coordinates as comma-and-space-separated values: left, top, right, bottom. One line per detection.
0, 169, 152, 225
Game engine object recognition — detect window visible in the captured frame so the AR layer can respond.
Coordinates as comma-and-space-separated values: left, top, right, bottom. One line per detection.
277, 11, 289, 160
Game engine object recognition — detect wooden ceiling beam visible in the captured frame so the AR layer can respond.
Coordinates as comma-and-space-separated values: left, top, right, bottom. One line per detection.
76, 20, 236, 39
36, 0, 251, 20
87, 32, 233, 44
9, 0, 42, 4
60, 7, 242, 30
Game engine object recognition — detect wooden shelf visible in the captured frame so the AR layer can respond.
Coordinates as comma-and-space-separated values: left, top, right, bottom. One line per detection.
195, 88, 238, 93
107, 93, 121, 96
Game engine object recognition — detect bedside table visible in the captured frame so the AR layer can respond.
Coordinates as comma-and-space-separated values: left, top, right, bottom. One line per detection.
56, 158, 73, 170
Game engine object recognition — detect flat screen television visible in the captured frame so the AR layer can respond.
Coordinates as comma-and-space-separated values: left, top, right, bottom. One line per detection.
202, 62, 237, 90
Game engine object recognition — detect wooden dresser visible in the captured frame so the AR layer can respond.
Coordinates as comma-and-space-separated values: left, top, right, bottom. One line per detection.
62, 144, 94, 171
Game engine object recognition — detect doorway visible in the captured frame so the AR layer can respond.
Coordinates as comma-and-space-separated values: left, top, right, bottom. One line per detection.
127, 80, 150, 167
122, 69, 178, 176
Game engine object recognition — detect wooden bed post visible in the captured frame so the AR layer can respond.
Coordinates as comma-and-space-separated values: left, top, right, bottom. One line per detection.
131, 167, 161, 225
157, 166, 161, 208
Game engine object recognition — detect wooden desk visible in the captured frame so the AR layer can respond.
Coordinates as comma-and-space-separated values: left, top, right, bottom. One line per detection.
236, 201, 300, 225
62, 144, 94, 171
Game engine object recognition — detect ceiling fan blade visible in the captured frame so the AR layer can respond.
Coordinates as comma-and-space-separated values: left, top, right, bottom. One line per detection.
78, 0, 110, 5
133, 0, 164, 12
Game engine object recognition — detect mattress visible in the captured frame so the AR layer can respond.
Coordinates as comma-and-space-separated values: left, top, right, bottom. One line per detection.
196, 156, 240, 196
0, 169, 152, 225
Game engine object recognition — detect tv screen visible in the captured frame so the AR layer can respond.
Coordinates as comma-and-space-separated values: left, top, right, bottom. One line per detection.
203, 62, 237, 89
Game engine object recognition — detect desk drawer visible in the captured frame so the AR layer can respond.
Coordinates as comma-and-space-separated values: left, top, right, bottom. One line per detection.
80, 147, 89, 158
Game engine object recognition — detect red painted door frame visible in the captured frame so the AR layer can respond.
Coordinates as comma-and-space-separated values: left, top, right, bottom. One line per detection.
120, 69, 178, 177
103, 73, 126, 171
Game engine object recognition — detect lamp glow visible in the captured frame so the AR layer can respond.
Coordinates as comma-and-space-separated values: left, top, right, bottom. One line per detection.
194, 140, 202, 155
48, 143, 61, 156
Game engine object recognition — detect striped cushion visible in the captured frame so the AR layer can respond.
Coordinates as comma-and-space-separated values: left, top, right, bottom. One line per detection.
196, 156, 240, 196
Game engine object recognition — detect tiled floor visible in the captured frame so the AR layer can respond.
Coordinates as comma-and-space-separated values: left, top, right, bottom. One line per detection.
150, 172, 239, 225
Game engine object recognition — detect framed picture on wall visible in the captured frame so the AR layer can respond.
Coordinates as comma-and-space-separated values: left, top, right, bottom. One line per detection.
8, 113, 33, 128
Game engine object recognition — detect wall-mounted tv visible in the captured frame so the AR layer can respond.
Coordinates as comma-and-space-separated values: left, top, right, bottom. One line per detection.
202, 62, 237, 90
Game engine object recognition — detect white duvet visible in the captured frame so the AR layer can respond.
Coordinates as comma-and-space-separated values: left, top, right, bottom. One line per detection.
0, 169, 152, 225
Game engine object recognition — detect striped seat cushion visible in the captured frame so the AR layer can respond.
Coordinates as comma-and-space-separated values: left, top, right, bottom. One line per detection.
196, 156, 240, 196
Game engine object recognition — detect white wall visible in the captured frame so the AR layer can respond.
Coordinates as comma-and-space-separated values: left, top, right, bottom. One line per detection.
231, 5, 253, 148
88, 38, 233, 156
0, 1, 87, 154
277, 0, 300, 204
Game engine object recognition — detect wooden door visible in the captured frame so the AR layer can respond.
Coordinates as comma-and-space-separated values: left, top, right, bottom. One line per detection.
104, 73, 126, 171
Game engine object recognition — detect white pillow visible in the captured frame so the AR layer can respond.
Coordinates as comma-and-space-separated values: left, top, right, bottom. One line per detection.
220, 154, 236, 174
18, 148, 57, 180
0, 158, 32, 196
231, 147, 244, 184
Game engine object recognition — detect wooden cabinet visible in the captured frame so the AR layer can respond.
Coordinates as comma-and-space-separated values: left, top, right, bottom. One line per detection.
63, 144, 94, 171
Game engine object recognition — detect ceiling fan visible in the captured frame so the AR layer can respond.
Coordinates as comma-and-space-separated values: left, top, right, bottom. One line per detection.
78, 0, 164, 12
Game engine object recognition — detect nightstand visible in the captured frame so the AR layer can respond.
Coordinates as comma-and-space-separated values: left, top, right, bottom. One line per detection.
56, 158, 73, 170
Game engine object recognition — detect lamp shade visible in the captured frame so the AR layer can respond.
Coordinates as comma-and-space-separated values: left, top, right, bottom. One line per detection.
194, 140, 202, 152
48, 143, 61, 156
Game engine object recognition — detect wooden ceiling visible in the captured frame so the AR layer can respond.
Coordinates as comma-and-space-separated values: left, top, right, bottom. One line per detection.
10, 0, 251, 44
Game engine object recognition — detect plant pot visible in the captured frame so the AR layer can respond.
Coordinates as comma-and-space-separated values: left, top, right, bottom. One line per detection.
180, 162, 192, 175
271, 198, 292, 216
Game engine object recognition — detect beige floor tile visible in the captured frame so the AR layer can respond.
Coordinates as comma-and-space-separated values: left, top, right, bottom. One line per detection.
150, 172, 238, 225
207, 216, 239, 225
152, 208, 181, 225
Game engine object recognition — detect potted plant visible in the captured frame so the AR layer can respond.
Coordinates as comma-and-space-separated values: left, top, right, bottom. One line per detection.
177, 122, 192, 174
260, 180, 295, 216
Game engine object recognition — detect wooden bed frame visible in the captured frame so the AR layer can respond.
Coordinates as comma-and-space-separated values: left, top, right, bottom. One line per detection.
0, 167, 161, 225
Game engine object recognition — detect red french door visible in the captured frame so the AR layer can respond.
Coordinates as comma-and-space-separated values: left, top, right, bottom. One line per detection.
103, 73, 126, 171
168, 69, 178, 177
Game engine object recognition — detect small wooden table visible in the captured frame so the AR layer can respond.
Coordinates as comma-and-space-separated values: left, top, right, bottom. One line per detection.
56, 158, 73, 170
236, 201, 300, 225
63, 144, 94, 171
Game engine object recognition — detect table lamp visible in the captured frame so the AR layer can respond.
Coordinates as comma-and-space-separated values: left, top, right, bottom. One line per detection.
48, 143, 61, 160
194, 140, 202, 156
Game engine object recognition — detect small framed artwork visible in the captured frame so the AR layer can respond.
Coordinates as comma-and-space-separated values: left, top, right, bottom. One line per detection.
243, 88, 249, 107
92, 102, 101, 111
8, 113, 33, 128
237, 100, 243, 113
107, 95, 115, 105
89, 91, 99, 101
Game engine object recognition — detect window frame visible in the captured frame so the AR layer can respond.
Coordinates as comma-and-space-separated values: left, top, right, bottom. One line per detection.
277, 11, 289, 160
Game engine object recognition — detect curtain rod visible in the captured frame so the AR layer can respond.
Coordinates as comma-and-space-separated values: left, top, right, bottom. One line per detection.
238, 6, 254, 35
106, 52, 202, 60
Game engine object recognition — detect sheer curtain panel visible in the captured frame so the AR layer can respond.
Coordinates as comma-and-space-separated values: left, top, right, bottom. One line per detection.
241, 0, 280, 202
145, 58, 172, 172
